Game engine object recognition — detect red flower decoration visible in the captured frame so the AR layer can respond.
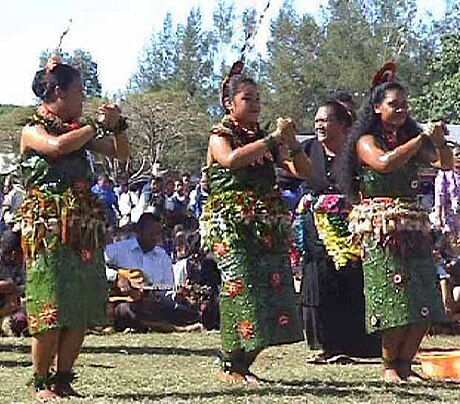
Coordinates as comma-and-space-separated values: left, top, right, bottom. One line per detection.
270, 272, 282, 289
213, 242, 229, 258
226, 278, 244, 298
28, 315, 40, 332
39, 303, 59, 326
81, 249, 93, 263
237, 320, 255, 340
278, 314, 290, 327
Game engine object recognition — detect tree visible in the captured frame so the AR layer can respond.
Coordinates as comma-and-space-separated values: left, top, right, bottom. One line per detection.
122, 88, 210, 179
130, 13, 178, 91
39, 49, 102, 97
411, 34, 460, 123
264, 0, 323, 129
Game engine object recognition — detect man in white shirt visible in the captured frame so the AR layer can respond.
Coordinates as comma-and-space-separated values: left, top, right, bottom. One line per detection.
105, 213, 202, 332
117, 180, 139, 228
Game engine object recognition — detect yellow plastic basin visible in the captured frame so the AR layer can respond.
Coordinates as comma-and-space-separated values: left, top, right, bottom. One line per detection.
418, 350, 460, 380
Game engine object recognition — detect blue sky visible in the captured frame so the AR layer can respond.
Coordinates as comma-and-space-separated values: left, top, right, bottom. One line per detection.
0, 0, 446, 106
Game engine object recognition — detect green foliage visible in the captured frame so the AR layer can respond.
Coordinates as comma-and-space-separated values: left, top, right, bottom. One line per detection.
412, 34, 460, 122
0, 105, 34, 153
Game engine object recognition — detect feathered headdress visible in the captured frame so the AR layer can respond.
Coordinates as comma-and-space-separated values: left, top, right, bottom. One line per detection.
371, 61, 397, 86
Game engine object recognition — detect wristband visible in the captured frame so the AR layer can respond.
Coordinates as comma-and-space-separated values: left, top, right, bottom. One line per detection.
263, 132, 280, 155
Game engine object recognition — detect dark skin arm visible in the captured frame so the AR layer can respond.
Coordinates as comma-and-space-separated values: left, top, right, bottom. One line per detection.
20, 124, 95, 158
88, 104, 130, 163
208, 118, 312, 178
357, 123, 452, 173
356, 134, 423, 173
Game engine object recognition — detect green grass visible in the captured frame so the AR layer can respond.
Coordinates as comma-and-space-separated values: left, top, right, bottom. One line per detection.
0, 332, 459, 403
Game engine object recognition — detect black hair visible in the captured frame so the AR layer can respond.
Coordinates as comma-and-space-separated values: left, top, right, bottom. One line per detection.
334, 91, 354, 106
224, 74, 257, 114
32, 64, 80, 102
335, 81, 420, 201
137, 212, 162, 227
318, 100, 353, 128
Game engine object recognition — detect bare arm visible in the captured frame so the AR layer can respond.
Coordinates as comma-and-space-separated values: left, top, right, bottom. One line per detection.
20, 124, 95, 158
356, 134, 423, 173
278, 141, 312, 180
208, 133, 277, 170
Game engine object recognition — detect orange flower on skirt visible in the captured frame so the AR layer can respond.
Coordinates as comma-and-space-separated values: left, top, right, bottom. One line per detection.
213, 242, 229, 258
226, 278, 244, 297
39, 303, 59, 326
28, 315, 40, 332
237, 320, 255, 340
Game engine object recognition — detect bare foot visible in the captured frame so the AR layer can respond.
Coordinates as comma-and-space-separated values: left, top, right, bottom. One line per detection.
383, 368, 403, 384
219, 369, 245, 383
33, 388, 60, 402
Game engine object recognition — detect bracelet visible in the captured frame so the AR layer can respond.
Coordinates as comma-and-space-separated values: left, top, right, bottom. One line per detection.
263, 132, 279, 155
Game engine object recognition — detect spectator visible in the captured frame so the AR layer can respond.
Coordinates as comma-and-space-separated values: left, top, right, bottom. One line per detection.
0, 230, 27, 337
182, 172, 191, 195
189, 171, 210, 218
117, 179, 138, 228
164, 179, 175, 213
1, 176, 24, 229
91, 174, 120, 227
135, 176, 166, 220
105, 213, 203, 333
172, 180, 189, 225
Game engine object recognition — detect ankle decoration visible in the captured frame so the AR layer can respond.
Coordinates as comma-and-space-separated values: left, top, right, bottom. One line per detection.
51, 370, 76, 386
29, 372, 52, 391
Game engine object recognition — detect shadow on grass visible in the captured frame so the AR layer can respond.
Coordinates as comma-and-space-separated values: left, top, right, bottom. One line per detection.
0, 343, 217, 357
99, 379, 448, 402
80, 345, 217, 357
0, 343, 29, 354
0, 360, 31, 368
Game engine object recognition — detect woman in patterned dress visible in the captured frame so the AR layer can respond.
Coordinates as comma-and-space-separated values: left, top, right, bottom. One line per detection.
338, 79, 452, 383
202, 63, 311, 383
21, 55, 129, 400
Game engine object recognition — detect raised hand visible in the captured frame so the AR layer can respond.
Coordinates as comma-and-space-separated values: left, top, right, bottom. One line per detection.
425, 122, 449, 148
97, 103, 121, 131
277, 117, 297, 148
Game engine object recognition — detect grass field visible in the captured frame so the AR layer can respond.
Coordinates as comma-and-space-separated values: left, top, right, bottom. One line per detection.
0, 332, 459, 403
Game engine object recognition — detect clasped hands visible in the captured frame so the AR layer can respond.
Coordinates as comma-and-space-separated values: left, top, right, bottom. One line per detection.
96, 103, 123, 132
424, 122, 449, 148
272, 117, 298, 148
